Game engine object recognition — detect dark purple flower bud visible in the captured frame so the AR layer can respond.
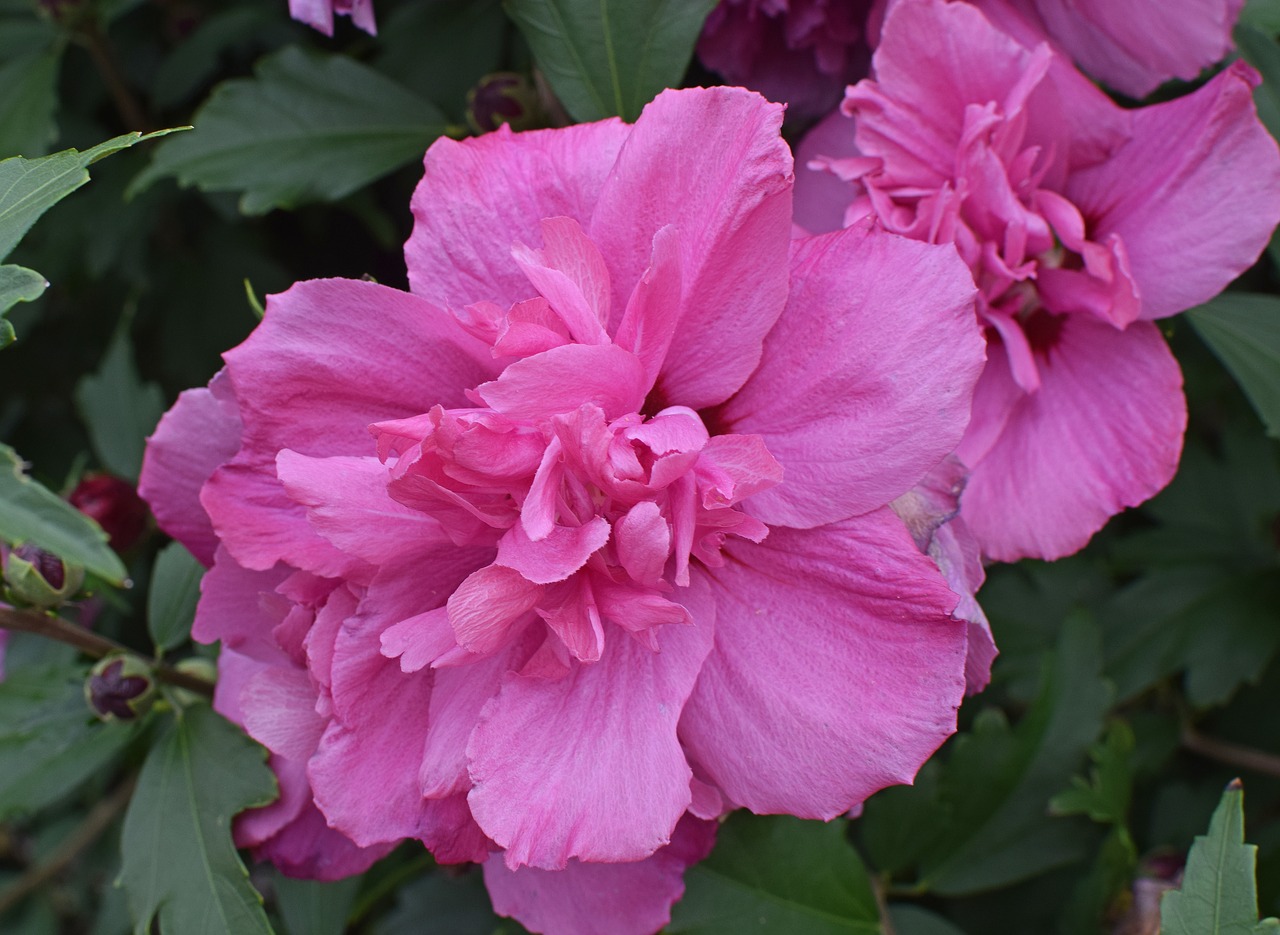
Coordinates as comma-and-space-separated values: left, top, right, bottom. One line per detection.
2, 544, 85, 608
466, 73, 542, 135
69, 473, 150, 553
85, 656, 156, 721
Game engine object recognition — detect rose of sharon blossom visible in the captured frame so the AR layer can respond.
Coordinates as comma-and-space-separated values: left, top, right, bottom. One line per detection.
287, 0, 374, 36
141, 87, 988, 934
796, 0, 1280, 562
697, 0, 882, 119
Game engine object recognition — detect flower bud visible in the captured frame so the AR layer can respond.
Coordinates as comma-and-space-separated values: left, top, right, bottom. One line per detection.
466, 72, 542, 135
3, 543, 85, 609
85, 655, 156, 721
69, 473, 149, 553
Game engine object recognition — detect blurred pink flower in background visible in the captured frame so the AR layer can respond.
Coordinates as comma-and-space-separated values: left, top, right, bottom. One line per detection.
142, 86, 989, 934
288, 0, 375, 36
796, 0, 1280, 562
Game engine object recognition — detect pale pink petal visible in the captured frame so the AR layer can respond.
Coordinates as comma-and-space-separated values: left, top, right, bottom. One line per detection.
512, 217, 611, 344
484, 815, 716, 935
138, 370, 241, 567
467, 618, 713, 870
961, 316, 1186, 561
477, 344, 647, 423
496, 518, 610, 585
1067, 62, 1280, 320
613, 501, 671, 587
614, 225, 682, 390
679, 509, 967, 818
239, 666, 325, 762
448, 564, 542, 655
192, 548, 290, 658
407, 121, 630, 312
590, 87, 793, 409
723, 224, 982, 527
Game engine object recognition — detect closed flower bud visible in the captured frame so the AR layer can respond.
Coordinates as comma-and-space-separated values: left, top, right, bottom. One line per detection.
85, 655, 156, 721
466, 72, 542, 135
69, 473, 149, 553
2, 544, 85, 609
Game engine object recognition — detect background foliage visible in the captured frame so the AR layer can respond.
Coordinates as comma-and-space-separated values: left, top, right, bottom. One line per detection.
2, 0, 1280, 932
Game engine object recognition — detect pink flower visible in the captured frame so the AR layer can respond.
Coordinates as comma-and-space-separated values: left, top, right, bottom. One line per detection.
796, 0, 1280, 562
141, 87, 987, 934
287, 0, 375, 36
970, 0, 1244, 100
697, 0, 884, 119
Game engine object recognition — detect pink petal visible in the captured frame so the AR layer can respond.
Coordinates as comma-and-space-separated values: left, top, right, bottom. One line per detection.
589, 87, 793, 409
793, 110, 862, 236
679, 509, 967, 818
477, 344, 647, 423
1067, 62, 1280, 320
496, 517, 611, 585
723, 224, 982, 527
448, 564, 542, 655
467, 618, 713, 870
961, 316, 1186, 561
139, 370, 241, 567
192, 548, 290, 658
512, 217, 611, 345
614, 225, 682, 390
613, 501, 671, 587
406, 121, 630, 313
239, 666, 325, 762
484, 815, 717, 935
254, 798, 394, 881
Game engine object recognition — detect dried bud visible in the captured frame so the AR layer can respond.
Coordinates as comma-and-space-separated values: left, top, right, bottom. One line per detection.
69, 473, 149, 553
466, 72, 542, 135
85, 655, 156, 721
3, 543, 85, 609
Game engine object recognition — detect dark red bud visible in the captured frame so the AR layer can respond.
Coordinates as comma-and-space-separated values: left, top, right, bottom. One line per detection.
466, 73, 543, 135
69, 473, 149, 553
86, 656, 156, 721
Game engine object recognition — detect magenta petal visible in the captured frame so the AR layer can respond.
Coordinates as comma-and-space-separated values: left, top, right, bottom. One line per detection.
961, 316, 1186, 561
590, 87, 793, 409
139, 371, 241, 567
614, 225, 683, 390
496, 518, 610, 585
239, 667, 325, 762
407, 121, 630, 312
724, 225, 982, 527
793, 110, 861, 236
484, 815, 717, 935
467, 619, 712, 870
255, 799, 394, 881
1067, 62, 1280, 320
192, 549, 290, 658
477, 344, 647, 423
512, 217, 611, 345
448, 564, 542, 655
680, 510, 966, 818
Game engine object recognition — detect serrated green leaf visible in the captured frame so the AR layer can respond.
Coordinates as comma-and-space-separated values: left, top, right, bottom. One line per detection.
1188, 293, 1280, 438
1051, 721, 1135, 825
668, 814, 880, 934
1160, 782, 1280, 934
0, 47, 62, 158
131, 46, 449, 215
74, 327, 165, 482
0, 445, 126, 584
503, 0, 717, 122
0, 662, 138, 819
0, 129, 180, 262
274, 873, 360, 935
120, 704, 277, 935
147, 541, 203, 653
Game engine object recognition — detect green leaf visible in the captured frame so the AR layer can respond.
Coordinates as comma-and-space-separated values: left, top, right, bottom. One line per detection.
1238, 26, 1280, 139
120, 704, 277, 935
1050, 721, 1135, 826
503, 0, 718, 122
274, 874, 360, 935
0, 663, 138, 819
887, 905, 967, 935
1242, 0, 1280, 36
1160, 781, 1280, 934
0, 47, 62, 158
373, 870, 516, 935
1188, 293, 1280, 438
0, 129, 180, 262
0, 263, 45, 348
1059, 826, 1138, 935
864, 616, 1112, 895
131, 46, 450, 215
0, 444, 126, 585
74, 326, 165, 482
668, 814, 880, 934
147, 542, 203, 653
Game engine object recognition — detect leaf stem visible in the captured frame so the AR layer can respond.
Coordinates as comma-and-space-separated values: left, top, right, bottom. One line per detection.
1181, 724, 1280, 780
0, 773, 138, 916
0, 606, 214, 698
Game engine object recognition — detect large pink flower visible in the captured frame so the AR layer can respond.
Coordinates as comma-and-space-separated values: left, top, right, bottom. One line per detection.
697, 0, 883, 119
796, 0, 1280, 562
141, 87, 987, 934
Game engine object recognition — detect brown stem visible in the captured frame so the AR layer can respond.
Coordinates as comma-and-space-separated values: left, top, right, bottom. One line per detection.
0, 606, 214, 698
80, 23, 152, 133
1181, 725, 1280, 781
873, 875, 898, 935
0, 774, 138, 916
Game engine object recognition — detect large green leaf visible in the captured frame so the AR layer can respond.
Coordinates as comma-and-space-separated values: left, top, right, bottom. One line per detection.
373, 870, 518, 935
0, 662, 138, 819
503, 0, 717, 122
0, 445, 126, 585
120, 704, 277, 935
274, 874, 361, 935
668, 814, 880, 934
1160, 782, 1280, 934
74, 326, 165, 482
0, 130, 178, 262
1188, 293, 1280, 438
146, 541, 204, 653
0, 47, 61, 159
131, 46, 451, 215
